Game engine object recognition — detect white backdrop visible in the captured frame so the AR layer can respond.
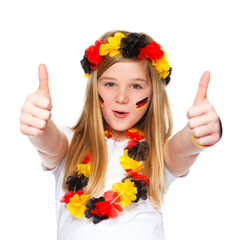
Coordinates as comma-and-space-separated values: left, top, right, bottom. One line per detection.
1, 0, 239, 239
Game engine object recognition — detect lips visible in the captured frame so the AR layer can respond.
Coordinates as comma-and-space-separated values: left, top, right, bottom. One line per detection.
113, 110, 129, 118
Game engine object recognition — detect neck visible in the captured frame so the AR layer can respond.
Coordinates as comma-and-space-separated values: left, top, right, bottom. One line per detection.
109, 128, 128, 142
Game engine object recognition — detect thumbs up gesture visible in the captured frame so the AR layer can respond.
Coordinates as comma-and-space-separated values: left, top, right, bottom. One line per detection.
187, 71, 221, 147
20, 64, 53, 136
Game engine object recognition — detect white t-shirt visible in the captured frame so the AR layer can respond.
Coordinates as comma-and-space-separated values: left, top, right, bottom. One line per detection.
48, 126, 176, 240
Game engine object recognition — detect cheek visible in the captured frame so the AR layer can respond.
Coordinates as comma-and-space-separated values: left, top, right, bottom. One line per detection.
136, 97, 149, 111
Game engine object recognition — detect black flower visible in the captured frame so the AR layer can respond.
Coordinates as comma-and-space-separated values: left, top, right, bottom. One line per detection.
125, 140, 148, 161
120, 33, 148, 58
80, 52, 91, 74
163, 67, 172, 86
85, 197, 108, 224
66, 175, 89, 192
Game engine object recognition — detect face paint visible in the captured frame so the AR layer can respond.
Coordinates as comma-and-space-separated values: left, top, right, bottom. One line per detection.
98, 94, 104, 107
136, 97, 148, 111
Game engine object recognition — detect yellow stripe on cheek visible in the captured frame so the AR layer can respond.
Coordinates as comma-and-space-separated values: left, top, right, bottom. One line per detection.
136, 104, 148, 111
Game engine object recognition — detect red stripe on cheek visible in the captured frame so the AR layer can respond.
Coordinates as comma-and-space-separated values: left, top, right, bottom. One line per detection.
98, 94, 104, 106
136, 97, 148, 109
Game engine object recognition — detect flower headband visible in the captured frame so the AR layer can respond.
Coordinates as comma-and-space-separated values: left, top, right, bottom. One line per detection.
80, 32, 172, 85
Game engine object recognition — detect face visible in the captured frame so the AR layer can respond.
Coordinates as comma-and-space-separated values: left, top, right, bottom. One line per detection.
97, 61, 152, 137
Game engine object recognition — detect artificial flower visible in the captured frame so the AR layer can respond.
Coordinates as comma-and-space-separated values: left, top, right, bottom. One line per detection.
124, 139, 136, 149
104, 130, 112, 139
66, 175, 89, 192
131, 179, 148, 202
120, 150, 143, 172
82, 152, 93, 164
99, 32, 125, 57
60, 190, 84, 205
124, 169, 149, 184
76, 163, 91, 177
85, 40, 105, 69
80, 54, 91, 74
138, 41, 164, 61
85, 196, 109, 224
125, 140, 148, 161
67, 193, 90, 218
151, 52, 170, 79
126, 128, 144, 141
112, 179, 137, 206
120, 33, 148, 58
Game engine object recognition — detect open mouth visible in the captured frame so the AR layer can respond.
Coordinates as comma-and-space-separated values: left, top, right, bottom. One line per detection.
113, 110, 129, 118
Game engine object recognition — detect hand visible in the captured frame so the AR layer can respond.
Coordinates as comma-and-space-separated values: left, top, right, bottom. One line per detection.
20, 64, 52, 136
187, 71, 221, 147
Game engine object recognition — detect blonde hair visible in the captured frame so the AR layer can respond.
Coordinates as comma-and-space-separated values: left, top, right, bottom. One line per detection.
63, 30, 173, 208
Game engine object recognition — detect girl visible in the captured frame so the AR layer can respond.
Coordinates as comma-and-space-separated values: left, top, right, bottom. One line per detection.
20, 30, 222, 239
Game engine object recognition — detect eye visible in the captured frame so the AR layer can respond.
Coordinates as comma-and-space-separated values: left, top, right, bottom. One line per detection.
105, 82, 115, 87
131, 84, 141, 89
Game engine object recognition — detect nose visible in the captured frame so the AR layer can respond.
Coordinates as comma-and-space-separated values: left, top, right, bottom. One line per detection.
114, 88, 129, 104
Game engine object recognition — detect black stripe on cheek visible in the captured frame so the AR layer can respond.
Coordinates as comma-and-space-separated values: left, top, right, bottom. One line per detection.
98, 94, 104, 104
136, 97, 148, 106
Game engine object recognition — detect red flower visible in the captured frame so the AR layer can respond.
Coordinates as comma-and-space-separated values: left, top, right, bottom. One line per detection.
125, 139, 136, 149
125, 169, 149, 184
138, 42, 164, 61
91, 191, 123, 218
60, 190, 84, 205
82, 152, 93, 164
85, 40, 105, 69
126, 129, 144, 141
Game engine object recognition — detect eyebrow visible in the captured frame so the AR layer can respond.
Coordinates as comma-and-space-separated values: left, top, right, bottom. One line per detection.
98, 77, 117, 81
98, 77, 147, 82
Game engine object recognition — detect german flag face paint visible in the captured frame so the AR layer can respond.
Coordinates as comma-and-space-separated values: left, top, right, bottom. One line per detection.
136, 97, 148, 111
98, 94, 104, 107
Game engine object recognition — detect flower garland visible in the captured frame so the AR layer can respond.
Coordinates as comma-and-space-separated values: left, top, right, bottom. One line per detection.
80, 32, 172, 86
60, 128, 149, 224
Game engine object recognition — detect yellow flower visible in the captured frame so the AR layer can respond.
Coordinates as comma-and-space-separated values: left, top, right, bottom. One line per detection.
112, 179, 137, 206
76, 163, 91, 177
84, 73, 89, 78
67, 194, 90, 218
99, 32, 125, 57
120, 150, 143, 172
152, 52, 170, 79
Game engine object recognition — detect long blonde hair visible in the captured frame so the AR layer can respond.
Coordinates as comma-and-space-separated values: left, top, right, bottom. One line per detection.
63, 30, 173, 208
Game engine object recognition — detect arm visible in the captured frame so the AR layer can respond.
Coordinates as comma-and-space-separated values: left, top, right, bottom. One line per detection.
20, 64, 68, 169
164, 71, 221, 177
28, 119, 68, 169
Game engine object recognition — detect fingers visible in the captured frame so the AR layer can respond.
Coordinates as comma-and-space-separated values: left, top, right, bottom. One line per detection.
20, 94, 52, 136
187, 101, 220, 146
27, 93, 52, 110
37, 64, 50, 97
22, 97, 52, 120
193, 71, 210, 106
20, 112, 49, 130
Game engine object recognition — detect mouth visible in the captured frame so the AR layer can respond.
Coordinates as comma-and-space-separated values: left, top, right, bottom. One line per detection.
113, 110, 129, 119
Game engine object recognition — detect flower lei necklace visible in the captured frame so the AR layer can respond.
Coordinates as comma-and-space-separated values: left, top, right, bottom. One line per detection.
60, 128, 149, 224
80, 32, 172, 86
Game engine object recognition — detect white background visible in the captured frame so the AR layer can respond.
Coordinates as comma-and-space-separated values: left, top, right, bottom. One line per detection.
1, 0, 239, 239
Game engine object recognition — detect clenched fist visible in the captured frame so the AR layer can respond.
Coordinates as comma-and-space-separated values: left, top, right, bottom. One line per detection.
20, 64, 52, 136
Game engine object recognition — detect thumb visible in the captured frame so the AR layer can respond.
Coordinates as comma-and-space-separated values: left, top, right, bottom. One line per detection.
38, 64, 50, 97
193, 71, 210, 106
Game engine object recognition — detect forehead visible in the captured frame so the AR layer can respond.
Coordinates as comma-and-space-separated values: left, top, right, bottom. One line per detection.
100, 61, 150, 80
